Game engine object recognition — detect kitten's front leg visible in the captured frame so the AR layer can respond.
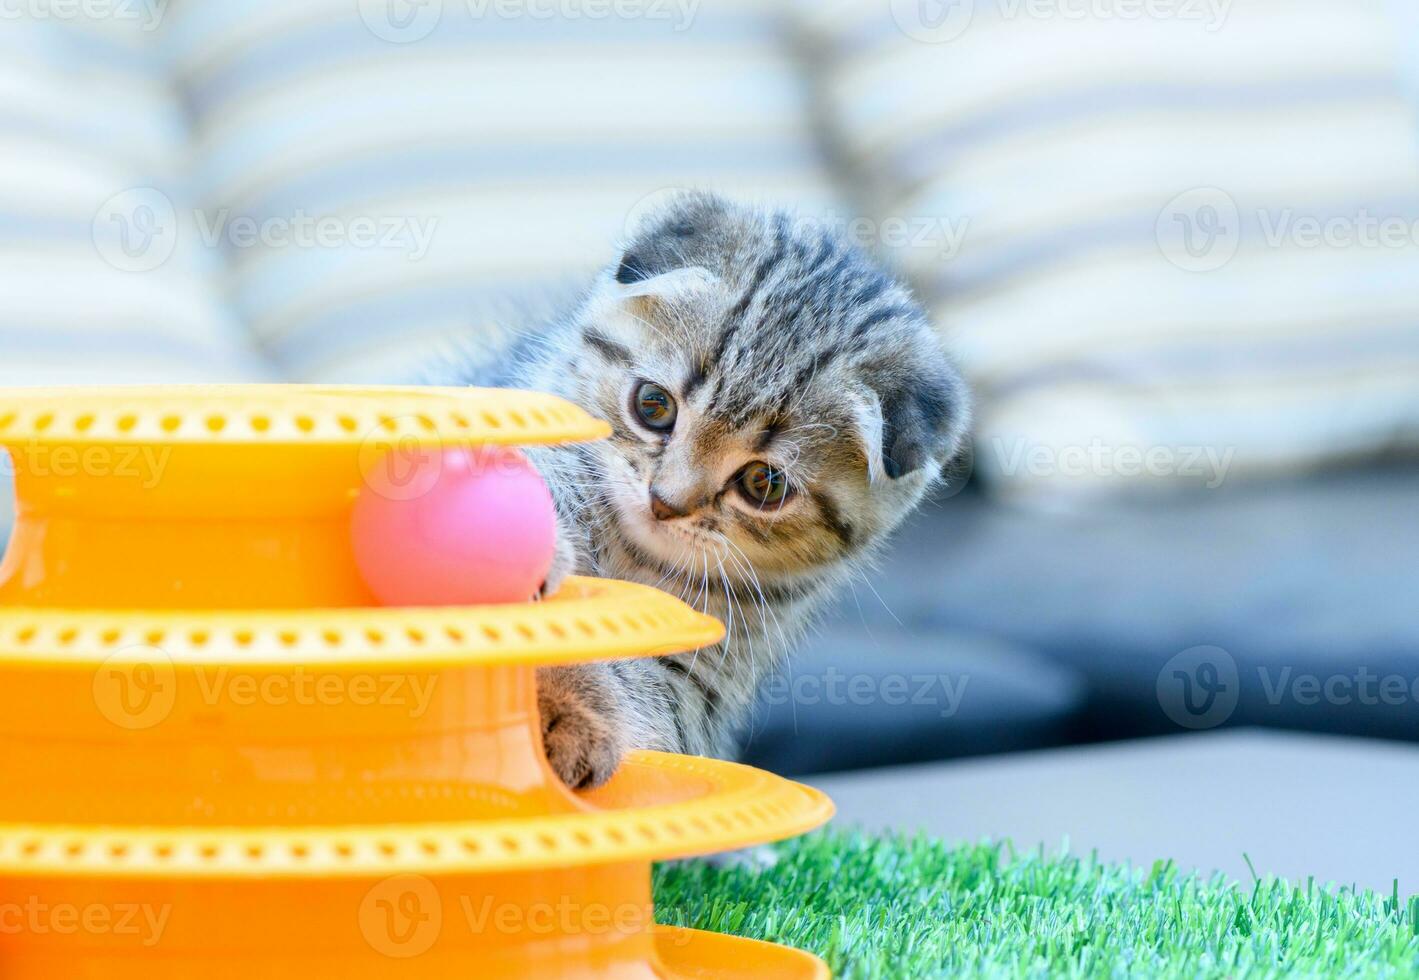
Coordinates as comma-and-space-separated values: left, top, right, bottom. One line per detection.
538, 655, 714, 789
537, 662, 630, 789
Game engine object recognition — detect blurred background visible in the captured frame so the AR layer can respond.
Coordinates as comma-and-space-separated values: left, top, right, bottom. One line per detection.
2, 0, 1418, 779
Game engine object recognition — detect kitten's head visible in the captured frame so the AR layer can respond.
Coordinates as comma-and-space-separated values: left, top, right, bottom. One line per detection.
569, 192, 969, 581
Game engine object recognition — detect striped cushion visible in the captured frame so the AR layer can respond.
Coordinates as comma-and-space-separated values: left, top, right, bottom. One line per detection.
162, 0, 838, 382
795, 0, 1419, 502
0, 17, 268, 384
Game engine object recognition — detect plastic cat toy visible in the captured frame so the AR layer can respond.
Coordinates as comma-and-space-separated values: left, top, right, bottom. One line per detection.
0, 385, 833, 979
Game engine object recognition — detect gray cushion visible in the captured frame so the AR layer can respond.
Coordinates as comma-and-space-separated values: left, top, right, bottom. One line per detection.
838, 464, 1419, 741
738, 627, 1087, 776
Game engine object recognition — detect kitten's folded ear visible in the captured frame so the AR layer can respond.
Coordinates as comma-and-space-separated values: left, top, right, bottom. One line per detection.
610, 256, 718, 301
871, 364, 971, 480
610, 191, 737, 301
614, 250, 655, 285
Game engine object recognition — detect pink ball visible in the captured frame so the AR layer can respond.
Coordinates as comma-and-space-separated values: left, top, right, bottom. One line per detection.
352, 446, 557, 606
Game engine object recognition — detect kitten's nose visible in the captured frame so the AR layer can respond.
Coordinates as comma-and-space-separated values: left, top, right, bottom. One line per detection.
649, 489, 689, 521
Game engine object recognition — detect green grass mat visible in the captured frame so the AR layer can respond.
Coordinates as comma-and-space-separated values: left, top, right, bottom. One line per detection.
654, 831, 1419, 978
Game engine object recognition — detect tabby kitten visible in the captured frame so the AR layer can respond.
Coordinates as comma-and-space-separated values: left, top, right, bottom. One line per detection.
458, 192, 969, 789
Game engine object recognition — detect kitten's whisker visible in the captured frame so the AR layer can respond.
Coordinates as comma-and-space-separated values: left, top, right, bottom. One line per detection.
713, 533, 790, 662
783, 422, 839, 438
856, 569, 903, 627
715, 542, 754, 669
651, 545, 691, 592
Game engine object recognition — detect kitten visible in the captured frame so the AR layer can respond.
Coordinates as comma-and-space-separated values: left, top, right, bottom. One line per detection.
455, 192, 969, 789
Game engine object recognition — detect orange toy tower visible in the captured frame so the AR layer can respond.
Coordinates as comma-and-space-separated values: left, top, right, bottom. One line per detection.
0, 386, 832, 978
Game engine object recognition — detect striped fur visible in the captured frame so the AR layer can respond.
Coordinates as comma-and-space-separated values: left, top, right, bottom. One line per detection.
453, 193, 969, 788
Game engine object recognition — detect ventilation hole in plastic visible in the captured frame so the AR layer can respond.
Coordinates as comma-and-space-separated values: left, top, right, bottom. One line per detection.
365, 629, 385, 645
294, 417, 315, 434
500, 837, 520, 853
406, 628, 426, 644
246, 845, 264, 860
322, 630, 341, 647
250, 416, 271, 433
74, 414, 95, 432
461, 838, 480, 854
16, 627, 35, 644
33, 413, 54, 432
65, 841, 85, 858
189, 631, 210, 647
116, 415, 137, 433
278, 632, 299, 648
516, 624, 535, 641
335, 843, 355, 859
144, 630, 165, 646
0, 413, 15, 430
199, 844, 220, 860
206, 415, 227, 433
57, 629, 77, 645
290, 844, 310, 860
508, 411, 527, 427
444, 626, 465, 643
419, 840, 439, 857
154, 843, 174, 859
160, 416, 182, 433
234, 631, 254, 648
109, 843, 128, 859
21, 841, 41, 857
378, 842, 398, 858
481, 412, 502, 429
482, 626, 502, 642
338, 416, 359, 433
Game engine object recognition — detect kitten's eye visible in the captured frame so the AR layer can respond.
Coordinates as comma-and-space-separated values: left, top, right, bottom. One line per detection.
738, 462, 789, 507
633, 382, 677, 432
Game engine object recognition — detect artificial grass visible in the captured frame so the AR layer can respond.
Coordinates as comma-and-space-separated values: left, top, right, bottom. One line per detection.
654, 831, 1419, 979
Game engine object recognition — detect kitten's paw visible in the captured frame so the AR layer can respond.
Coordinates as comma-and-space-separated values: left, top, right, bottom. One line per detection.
535, 517, 579, 600
536, 665, 627, 790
